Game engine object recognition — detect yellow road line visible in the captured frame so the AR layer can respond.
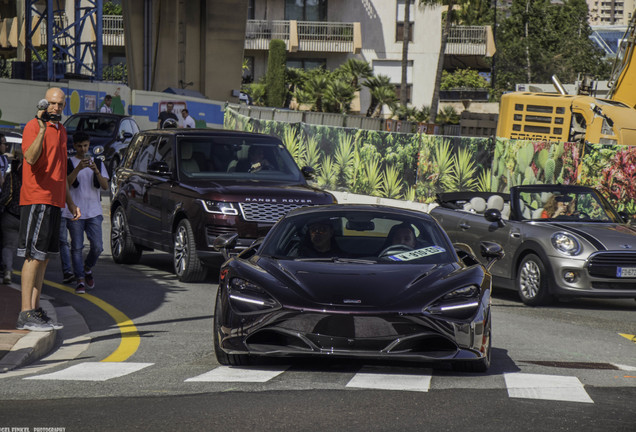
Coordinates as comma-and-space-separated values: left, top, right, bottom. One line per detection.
619, 333, 636, 344
30, 273, 141, 362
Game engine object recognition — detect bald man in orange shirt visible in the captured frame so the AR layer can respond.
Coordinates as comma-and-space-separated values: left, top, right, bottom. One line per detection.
16, 87, 81, 332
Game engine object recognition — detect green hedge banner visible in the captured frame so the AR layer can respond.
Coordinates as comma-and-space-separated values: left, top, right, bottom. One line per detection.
225, 107, 636, 216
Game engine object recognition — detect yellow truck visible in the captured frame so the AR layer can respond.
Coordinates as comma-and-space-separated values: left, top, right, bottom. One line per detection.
496, 14, 636, 146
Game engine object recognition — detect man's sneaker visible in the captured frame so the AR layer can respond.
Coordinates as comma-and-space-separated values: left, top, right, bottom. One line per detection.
34, 307, 64, 330
76, 282, 86, 294
62, 272, 75, 284
16, 310, 53, 332
3, 270, 11, 284
84, 270, 95, 290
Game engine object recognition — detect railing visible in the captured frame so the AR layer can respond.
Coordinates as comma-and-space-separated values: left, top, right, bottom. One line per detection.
245, 20, 291, 50
245, 19, 359, 53
103, 15, 125, 46
445, 25, 489, 56
297, 21, 355, 52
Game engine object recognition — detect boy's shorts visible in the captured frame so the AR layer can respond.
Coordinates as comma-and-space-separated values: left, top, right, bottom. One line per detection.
17, 204, 61, 261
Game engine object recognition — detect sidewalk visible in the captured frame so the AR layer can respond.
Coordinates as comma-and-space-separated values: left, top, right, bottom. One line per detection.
0, 281, 58, 373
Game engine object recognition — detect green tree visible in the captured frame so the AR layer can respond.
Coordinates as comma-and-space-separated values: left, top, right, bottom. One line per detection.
266, 39, 287, 107
103, 1, 123, 15
363, 75, 397, 117
494, 0, 610, 93
338, 58, 373, 90
440, 68, 489, 89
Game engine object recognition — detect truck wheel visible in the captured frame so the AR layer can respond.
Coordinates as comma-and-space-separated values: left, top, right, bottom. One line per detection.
517, 254, 552, 306
173, 219, 207, 282
111, 206, 142, 264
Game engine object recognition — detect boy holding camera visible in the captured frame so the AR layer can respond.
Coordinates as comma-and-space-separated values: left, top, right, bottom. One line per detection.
64, 131, 109, 294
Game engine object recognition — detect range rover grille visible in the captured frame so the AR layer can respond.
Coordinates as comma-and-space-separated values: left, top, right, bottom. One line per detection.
206, 226, 238, 237
587, 251, 636, 278
239, 202, 312, 223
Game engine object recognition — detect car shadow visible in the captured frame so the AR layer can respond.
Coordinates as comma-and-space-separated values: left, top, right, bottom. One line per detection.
492, 287, 636, 311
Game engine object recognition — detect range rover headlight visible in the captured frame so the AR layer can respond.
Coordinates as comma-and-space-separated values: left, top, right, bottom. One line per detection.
424, 285, 480, 319
200, 200, 238, 215
551, 232, 581, 256
228, 277, 280, 314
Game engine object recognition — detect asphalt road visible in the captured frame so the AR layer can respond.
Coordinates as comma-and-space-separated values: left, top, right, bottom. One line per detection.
0, 202, 635, 431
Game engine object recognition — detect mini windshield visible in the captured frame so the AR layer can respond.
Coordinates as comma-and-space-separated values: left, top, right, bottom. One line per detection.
64, 115, 117, 138
177, 136, 304, 182
259, 210, 455, 264
517, 187, 621, 222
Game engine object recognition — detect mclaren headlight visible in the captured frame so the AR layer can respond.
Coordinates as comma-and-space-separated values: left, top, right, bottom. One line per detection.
200, 200, 238, 215
424, 285, 480, 319
228, 277, 280, 314
551, 232, 581, 256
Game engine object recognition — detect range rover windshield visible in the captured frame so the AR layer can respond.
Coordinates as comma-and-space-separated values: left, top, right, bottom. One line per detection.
177, 136, 304, 182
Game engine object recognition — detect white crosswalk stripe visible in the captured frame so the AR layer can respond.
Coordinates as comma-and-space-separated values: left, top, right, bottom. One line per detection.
185, 365, 288, 382
346, 372, 432, 392
504, 373, 594, 404
19, 362, 598, 403
24, 362, 153, 382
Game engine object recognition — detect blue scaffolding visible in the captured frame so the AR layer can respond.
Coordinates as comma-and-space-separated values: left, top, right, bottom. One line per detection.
25, 0, 103, 81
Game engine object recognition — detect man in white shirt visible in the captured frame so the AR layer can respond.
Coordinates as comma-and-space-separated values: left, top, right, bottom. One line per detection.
180, 109, 196, 128
63, 131, 109, 294
99, 95, 113, 113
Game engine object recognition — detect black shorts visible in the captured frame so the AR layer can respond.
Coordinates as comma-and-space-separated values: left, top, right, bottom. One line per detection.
17, 204, 62, 261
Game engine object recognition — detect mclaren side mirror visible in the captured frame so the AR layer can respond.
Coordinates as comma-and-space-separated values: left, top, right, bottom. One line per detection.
480, 241, 504, 271
213, 233, 239, 261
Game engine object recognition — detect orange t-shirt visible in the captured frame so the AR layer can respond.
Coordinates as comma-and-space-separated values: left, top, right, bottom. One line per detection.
20, 118, 68, 208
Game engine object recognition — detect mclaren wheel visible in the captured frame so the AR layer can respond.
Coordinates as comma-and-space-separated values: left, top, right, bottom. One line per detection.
213, 292, 250, 366
517, 253, 552, 306
173, 219, 208, 282
110, 206, 142, 264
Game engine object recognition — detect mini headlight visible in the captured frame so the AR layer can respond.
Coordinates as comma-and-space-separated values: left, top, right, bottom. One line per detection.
200, 200, 238, 215
551, 232, 581, 256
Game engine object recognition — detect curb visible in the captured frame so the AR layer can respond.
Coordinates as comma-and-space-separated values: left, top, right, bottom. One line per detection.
0, 299, 59, 373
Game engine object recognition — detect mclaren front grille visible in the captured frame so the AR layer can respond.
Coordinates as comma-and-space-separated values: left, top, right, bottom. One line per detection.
238, 202, 312, 223
587, 251, 636, 278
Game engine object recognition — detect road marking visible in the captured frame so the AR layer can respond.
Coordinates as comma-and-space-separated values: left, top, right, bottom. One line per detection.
346, 371, 432, 392
504, 373, 593, 404
24, 362, 153, 381
619, 333, 636, 343
35, 275, 141, 362
185, 366, 288, 382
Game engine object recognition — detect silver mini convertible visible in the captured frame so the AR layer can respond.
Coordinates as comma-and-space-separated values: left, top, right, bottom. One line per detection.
430, 184, 636, 305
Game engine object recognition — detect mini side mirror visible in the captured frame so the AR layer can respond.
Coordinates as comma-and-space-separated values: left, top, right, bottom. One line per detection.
484, 208, 505, 227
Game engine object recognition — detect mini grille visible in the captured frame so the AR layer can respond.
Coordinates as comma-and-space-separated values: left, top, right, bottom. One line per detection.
587, 251, 636, 278
239, 202, 311, 223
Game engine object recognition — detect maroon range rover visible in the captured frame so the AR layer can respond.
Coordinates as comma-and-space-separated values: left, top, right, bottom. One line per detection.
109, 129, 336, 282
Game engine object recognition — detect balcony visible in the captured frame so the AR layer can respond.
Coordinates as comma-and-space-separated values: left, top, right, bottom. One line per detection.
103, 15, 125, 46
245, 19, 361, 53
444, 25, 495, 57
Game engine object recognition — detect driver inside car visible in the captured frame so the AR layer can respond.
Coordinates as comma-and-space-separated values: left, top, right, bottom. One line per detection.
299, 220, 344, 258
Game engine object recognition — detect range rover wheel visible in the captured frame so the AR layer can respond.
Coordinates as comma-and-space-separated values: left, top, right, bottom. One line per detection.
517, 254, 552, 306
213, 292, 250, 366
174, 219, 207, 282
111, 206, 142, 264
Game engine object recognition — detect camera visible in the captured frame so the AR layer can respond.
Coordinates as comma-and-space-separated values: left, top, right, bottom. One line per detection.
36, 99, 61, 122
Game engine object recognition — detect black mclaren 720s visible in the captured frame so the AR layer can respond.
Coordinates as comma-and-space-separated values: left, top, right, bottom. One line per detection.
213, 204, 503, 372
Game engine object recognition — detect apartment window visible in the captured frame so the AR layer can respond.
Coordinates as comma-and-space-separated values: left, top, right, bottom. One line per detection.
287, 59, 327, 70
285, 0, 328, 21
396, 0, 414, 42
394, 84, 413, 103
247, 0, 255, 19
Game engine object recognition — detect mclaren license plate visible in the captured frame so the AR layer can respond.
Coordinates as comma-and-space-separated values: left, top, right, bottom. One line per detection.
617, 267, 636, 278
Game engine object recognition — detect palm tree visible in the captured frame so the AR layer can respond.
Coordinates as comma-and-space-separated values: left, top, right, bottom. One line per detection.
303, 69, 330, 112
363, 75, 396, 117
339, 58, 373, 90
324, 79, 356, 114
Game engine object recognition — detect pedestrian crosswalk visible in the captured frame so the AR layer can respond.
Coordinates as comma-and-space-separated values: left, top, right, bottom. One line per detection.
21, 361, 604, 403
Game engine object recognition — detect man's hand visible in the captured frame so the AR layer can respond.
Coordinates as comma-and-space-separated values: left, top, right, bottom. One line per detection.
68, 203, 81, 221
